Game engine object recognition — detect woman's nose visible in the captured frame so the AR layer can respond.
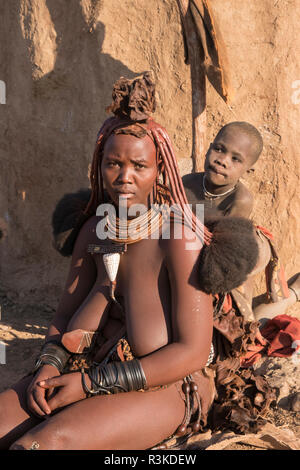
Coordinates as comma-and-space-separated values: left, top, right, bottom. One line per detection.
117, 166, 132, 183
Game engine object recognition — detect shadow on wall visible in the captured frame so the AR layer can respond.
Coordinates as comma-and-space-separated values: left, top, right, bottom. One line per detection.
5, 0, 139, 266
31, 0, 138, 191
0, 0, 142, 303
34, 0, 137, 103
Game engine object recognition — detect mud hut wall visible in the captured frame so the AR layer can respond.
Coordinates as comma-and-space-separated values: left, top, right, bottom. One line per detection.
0, 0, 299, 306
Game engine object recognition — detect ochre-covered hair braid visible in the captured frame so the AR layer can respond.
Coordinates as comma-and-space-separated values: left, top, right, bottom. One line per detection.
148, 122, 212, 245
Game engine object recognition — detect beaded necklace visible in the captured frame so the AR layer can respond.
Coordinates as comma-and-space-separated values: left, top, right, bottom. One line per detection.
88, 203, 170, 301
202, 175, 236, 199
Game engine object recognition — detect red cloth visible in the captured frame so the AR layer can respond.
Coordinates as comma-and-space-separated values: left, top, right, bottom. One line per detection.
241, 314, 300, 367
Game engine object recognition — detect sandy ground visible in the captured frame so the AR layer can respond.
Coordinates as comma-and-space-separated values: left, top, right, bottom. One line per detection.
0, 289, 299, 450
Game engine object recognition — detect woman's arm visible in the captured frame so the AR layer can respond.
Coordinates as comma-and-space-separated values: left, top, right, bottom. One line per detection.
38, 223, 213, 410
45, 215, 108, 342
139, 224, 213, 387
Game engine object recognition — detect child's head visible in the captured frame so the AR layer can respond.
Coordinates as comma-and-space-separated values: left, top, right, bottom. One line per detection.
204, 122, 263, 188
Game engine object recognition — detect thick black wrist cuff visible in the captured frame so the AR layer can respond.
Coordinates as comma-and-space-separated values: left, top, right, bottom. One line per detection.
82, 359, 148, 396
33, 340, 71, 374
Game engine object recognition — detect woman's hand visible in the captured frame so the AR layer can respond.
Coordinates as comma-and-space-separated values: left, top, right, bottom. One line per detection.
38, 372, 90, 412
27, 364, 61, 417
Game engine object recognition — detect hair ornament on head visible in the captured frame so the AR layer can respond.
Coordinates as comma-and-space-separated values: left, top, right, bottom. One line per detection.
105, 71, 156, 122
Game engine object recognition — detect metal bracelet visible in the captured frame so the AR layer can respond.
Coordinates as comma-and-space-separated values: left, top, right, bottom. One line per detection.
81, 368, 98, 397
39, 354, 64, 372
33, 340, 71, 374
33, 356, 61, 374
85, 359, 148, 396
41, 341, 71, 365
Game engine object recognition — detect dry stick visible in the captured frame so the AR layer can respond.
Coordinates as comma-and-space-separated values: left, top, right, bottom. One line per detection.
176, 0, 207, 173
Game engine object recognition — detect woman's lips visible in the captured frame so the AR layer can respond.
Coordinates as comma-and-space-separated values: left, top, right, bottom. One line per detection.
116, 192, 135, 199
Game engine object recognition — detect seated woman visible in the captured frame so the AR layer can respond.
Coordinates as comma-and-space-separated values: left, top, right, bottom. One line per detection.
0, 74, 267, 450
0, 74, 216, 450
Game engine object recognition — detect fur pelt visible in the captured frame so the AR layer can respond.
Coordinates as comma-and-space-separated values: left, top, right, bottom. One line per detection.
198, 217, 259, 294
52, 188, 92, 257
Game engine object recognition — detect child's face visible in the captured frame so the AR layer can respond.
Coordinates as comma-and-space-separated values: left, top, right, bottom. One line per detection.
204, 128, 256, 188
101, 133, 158, 208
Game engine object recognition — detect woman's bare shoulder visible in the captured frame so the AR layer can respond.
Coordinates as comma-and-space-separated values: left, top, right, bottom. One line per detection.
74, 215, 102, 250
160, 217, 203, 265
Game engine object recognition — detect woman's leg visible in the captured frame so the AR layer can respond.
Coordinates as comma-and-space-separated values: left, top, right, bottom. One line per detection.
10, 384, 186, 450
0, 376, 42, 449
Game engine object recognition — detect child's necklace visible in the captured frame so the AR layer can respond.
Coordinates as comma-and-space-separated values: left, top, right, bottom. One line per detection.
203, 175, 236, 200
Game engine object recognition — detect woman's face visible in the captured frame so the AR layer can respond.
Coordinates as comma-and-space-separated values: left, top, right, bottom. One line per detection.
101, 133, 158, 210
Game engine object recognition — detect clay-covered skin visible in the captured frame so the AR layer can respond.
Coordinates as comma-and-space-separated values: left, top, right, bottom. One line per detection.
0, 134, 213, 450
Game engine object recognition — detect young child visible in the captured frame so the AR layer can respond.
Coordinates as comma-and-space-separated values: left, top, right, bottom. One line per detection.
183, 121, 299, 323
182, 121, 262, 220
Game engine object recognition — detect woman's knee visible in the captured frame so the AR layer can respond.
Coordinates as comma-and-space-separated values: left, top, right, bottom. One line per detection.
8, 418, 69, 450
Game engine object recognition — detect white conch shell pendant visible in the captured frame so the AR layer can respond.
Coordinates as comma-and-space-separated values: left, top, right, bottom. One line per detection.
103, 253, 120, 282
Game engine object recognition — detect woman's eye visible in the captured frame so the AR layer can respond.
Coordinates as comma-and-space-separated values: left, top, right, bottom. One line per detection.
134, 163, 145, 169
232, 156, 241, 162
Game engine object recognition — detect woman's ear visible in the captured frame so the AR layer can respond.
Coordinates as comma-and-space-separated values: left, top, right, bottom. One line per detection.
246, 168, 255, 174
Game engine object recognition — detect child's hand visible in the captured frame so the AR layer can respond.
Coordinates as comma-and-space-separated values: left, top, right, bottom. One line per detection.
27, 364, 60, 417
